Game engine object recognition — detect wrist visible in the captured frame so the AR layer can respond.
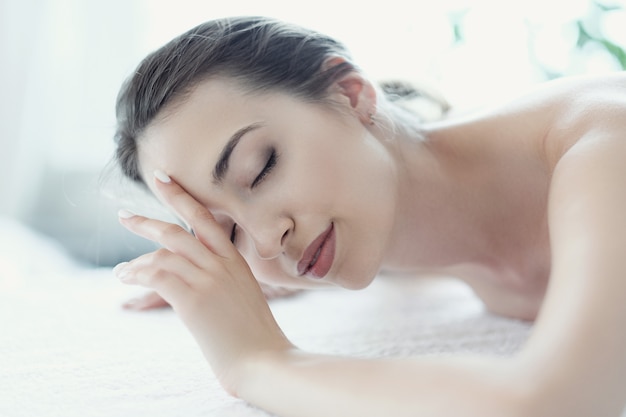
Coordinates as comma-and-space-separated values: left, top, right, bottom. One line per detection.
226, 343, 297, 398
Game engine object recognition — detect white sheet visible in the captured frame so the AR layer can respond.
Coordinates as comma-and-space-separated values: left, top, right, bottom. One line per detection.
0, 219, 612, 416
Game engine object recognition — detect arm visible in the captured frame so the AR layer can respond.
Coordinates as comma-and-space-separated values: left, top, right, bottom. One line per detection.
116, 120, 626, 417
237, 351, 524, 417
239, 119, 626, 417
236, 97, 626, 416
514, 130, 626, 416
115, 174, 528, 417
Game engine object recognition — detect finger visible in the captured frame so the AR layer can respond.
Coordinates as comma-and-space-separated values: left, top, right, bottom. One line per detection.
119, 246, 214, 287
152, 170, 234, 257
119, 211, 216, 269
122, 291, 170, 310
116, 261, 191, 309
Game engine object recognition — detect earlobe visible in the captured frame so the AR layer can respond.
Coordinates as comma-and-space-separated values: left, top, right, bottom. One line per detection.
323, 56, 377, 123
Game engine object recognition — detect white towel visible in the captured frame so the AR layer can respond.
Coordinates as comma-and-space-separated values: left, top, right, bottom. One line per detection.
0, 219, 611, 416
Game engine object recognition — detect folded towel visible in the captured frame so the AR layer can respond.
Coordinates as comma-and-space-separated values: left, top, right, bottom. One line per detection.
0, 264, 534, 417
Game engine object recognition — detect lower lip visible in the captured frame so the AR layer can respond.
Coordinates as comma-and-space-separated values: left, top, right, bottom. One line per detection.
307, 224, 336, 279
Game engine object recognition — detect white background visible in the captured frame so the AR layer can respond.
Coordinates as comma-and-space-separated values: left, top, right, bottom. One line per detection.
1, 0, 624, 265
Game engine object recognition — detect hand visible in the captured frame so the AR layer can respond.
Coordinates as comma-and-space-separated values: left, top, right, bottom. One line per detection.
122, 291, 169, 310
114, 171, 294, 394
122, 284, 301, 311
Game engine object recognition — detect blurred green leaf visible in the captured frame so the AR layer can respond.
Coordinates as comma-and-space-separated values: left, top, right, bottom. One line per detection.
576, 20, 626, 69
593, 0, 623, 12
576, 21, 593, 48
600, 39, 626, 69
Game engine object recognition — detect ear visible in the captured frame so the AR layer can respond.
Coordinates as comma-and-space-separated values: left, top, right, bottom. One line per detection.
323, 57, 377, 124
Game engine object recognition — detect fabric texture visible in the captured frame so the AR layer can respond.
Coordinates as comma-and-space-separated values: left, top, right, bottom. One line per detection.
0, 219, 618, 416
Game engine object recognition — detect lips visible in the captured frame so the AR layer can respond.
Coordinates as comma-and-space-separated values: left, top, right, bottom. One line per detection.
297, 223, 336, 279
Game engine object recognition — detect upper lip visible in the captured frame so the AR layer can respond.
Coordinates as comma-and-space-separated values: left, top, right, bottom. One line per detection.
297, 224, 333, 276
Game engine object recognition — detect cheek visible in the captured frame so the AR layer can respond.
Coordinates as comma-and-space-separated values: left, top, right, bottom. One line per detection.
281, 152, 346, 208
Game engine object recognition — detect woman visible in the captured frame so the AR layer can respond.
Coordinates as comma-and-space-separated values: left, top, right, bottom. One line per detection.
112, 16, 626, 416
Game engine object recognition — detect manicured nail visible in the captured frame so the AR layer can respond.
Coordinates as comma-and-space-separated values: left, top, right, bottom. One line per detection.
118, 209, 136, 219
122, 298, 140, 309
154, 169, 171, 183
113, 262, 129, 275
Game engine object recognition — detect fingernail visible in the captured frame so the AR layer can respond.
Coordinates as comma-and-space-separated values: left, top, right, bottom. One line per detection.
113, 262, 130, 281
113, 261, 129, 275
122, 298, 140, 309
118, 209, 136, 219
154, 169, 171, 183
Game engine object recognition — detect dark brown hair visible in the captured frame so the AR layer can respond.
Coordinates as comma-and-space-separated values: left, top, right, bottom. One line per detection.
114, 16, 356, 185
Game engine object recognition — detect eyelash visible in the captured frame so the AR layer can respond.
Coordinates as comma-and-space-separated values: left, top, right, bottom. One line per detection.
251, 148, 277, 188
230, 148, 278, 244
230, 223, 237, 244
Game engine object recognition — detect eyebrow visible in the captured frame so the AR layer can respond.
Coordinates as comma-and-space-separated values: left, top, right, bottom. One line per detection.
212, 122, 264, 184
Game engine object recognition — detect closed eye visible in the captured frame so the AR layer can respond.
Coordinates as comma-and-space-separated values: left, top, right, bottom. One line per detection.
251, 148, 277, 188
230, 223, 238, 244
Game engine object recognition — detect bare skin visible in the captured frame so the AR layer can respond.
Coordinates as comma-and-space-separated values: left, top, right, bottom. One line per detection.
123, 284, 299, 310
114, 71, 626, 416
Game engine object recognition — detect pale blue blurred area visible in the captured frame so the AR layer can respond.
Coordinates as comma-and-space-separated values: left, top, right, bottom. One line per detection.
1, 0, 624, 266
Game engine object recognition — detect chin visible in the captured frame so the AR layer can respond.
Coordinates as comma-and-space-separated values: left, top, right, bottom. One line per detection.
335, 272, 377, 290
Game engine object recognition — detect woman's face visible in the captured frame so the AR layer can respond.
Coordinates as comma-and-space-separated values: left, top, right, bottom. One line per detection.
138, 77, 399, 290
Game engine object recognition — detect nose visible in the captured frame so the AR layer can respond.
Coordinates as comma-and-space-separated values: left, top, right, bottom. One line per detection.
245, 212, 292, 260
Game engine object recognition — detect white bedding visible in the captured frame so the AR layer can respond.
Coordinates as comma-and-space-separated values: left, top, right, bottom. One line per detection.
0, 218, 585, 417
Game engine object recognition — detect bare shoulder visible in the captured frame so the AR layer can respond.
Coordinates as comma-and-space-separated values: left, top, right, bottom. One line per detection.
468, 72, 626, 170
515, 73, 626, 417
427, 72, 626, 165
531, 72, 626, 169
519, 71, 626, 110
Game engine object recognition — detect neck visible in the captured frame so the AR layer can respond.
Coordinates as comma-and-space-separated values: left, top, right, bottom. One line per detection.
381, 124, 503, 273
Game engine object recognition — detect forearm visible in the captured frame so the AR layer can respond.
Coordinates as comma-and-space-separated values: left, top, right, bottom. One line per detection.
515, 133, 626, 417
236, 349, 526, 417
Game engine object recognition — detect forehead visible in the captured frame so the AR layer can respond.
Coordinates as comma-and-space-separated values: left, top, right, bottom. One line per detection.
137, 78, 264, 187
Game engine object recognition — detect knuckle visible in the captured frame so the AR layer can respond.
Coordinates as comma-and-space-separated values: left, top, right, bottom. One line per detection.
145, 268, 170, 287
152, 248, 173, 262
192, 205, 214, 222
145, 248, 173, 268
157, 223, 186, 239
170, 185, 188, 198
131, 216, 150, 229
